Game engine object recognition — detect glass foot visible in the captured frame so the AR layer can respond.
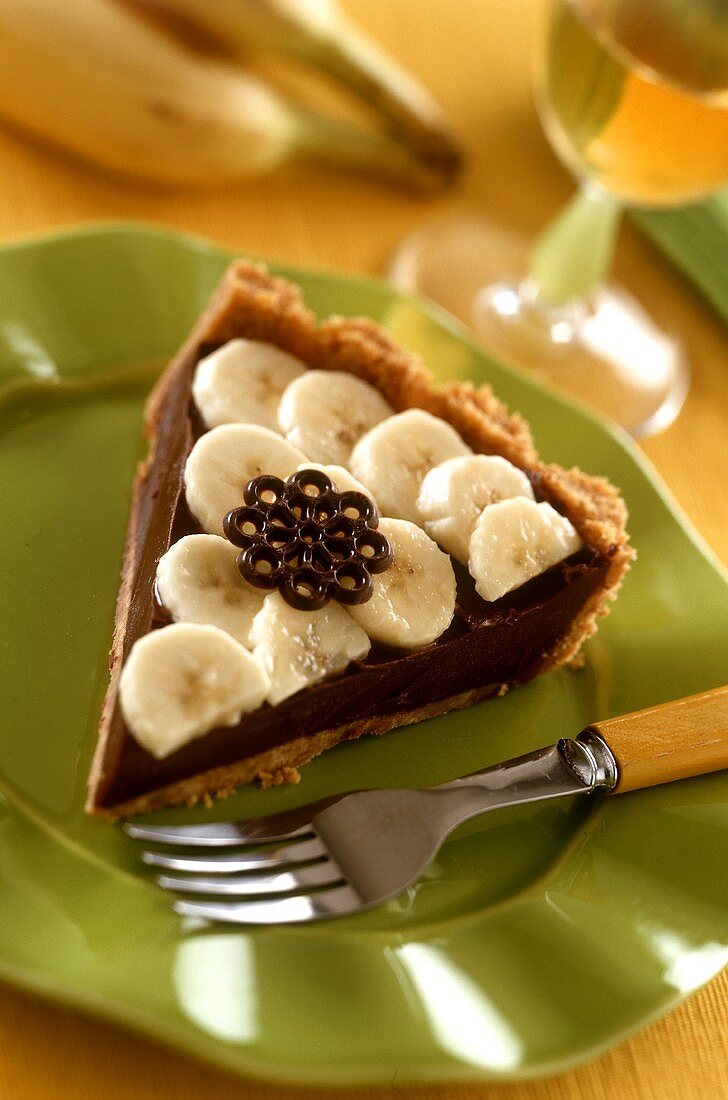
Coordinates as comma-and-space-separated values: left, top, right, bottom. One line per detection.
389, 216, 690, 437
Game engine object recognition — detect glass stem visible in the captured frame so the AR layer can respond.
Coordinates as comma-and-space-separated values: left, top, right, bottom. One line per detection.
528, 185, 622, 306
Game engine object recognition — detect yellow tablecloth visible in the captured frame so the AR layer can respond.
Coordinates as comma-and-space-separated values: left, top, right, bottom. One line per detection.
0, 2, 726, 1097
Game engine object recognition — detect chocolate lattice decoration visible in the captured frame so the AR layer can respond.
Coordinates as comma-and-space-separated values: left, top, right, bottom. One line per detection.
223, 469, 393, 612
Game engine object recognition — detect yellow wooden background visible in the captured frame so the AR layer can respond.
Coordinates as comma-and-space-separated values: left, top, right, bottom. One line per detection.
0, 1, 726, 1097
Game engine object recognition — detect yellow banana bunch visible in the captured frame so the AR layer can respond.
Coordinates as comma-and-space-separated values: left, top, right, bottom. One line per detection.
0, 0, 460, 189
129, 0, 462, 174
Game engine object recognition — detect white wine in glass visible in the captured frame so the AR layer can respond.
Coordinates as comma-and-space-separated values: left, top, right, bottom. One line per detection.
391, 0, 728, 435
543, 0, 728, 205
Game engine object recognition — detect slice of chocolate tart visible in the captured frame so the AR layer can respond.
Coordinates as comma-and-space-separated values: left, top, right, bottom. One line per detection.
87, 262, 633, 818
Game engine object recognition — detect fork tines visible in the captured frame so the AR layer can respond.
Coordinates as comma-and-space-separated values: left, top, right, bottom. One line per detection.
124, 819, 360, 925
125, 819, 314, 848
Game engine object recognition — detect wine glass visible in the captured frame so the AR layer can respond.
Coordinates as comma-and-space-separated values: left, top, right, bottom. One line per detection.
390, 0, 728, 436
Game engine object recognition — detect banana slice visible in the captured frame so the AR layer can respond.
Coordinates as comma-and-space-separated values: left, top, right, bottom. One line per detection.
185, 423, 305, 535
250, 591, 371, 706
278, 369, 393, 466
295, 462, 374, 501
348, 518, 456, 648
350, 408, 471, 524
469, 498, 583, 603
417, 454, 535, 563
192, 338, 306, 431
155, 534, 265, 648
119, 622, 269, 759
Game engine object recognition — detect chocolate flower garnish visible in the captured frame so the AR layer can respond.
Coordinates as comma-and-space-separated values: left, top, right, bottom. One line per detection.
223, 469, 393, 612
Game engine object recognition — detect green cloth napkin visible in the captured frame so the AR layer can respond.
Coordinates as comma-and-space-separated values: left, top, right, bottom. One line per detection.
634, 192, 728, 326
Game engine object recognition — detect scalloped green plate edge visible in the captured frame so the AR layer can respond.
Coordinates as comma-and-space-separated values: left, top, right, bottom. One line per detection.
0, 223, 725, 1087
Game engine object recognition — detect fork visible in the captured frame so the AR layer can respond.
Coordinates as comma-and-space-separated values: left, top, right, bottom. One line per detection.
125, 685, 728, 925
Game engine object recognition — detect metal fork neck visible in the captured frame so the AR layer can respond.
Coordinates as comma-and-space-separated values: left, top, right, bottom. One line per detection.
431, 732, 618, 811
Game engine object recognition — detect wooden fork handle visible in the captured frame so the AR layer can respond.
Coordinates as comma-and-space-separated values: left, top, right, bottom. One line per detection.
584, 685, 728, 793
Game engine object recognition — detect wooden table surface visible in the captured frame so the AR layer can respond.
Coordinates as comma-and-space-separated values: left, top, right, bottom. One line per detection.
0, 1, 726, 1097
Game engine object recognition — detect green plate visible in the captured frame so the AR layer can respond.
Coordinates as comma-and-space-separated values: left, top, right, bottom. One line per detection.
0, 224, 726, 1087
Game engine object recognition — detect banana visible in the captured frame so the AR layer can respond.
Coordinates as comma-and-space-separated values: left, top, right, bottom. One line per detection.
118, 622, 269, 758
126, 0, 462, 175
417, 454, 535, 564
348, 518, 455, 648
250, 591, 370, 705
295, 462, 374, 499
155, 533, 265, 647
192, 339, 306, 431
278, 370, 393, 466
0, 0, 296, 185
349, 408, 471, 524
468, 498, 583, 603
185, 423, 306, 535
0, 0, 445, 189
